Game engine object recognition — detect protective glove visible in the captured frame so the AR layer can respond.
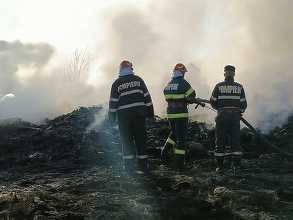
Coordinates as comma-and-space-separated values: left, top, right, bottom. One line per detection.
199, 102, 205, 107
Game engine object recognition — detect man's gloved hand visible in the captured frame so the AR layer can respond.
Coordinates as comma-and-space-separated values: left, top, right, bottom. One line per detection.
186, 97, 197, 104
194, 102, 205, 109
199, 102, 205, 107
187, 97, 206, 107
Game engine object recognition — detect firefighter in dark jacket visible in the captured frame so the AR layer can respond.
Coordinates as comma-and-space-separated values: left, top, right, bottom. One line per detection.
162, 63, 196, 169
108, 60, 154, 174
210, 65, 247, 172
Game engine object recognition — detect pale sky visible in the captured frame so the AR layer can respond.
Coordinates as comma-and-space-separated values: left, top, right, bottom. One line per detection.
1, 0, 149, 88
1, 0, 230, 83
1, 0, 144, 54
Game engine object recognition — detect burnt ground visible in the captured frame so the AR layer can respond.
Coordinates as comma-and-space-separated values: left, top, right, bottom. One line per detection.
0, 106, 293, 220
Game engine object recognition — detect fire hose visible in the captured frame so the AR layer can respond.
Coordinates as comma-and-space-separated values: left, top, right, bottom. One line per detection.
192, 98, 293, 159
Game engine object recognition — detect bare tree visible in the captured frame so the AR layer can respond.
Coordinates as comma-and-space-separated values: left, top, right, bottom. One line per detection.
64, 48, 90, 82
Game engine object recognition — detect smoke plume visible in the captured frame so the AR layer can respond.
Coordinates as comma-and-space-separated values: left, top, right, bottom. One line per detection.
2, 0, 293, 131
97, 0, 293, 131
97, 1, 210, 118
0, 40, 98, 121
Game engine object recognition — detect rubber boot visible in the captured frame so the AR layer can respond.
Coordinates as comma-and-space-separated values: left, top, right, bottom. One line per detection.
215, 157, 224, 174
214, 147, 225, 174
161, 143, 174, 165
231, 155, 242, 176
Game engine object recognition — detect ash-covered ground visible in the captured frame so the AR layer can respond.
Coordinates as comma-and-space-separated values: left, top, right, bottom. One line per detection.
0, 106, 293, 220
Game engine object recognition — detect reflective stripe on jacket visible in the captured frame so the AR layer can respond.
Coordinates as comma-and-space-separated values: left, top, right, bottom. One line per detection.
109, 74, 154, 121
163, 76, 196, 119
210, 79, 247, 112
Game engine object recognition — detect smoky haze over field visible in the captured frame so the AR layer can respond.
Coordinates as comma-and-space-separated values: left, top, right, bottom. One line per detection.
0, 40, 98, 121
1, 0, 293, 131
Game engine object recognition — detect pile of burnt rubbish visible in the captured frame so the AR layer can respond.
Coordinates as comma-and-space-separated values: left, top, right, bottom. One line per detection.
0, 106, 292, 169
0, 107, 293, 219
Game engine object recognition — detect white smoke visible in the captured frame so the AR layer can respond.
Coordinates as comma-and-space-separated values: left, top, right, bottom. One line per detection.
97, 1, 210, 117
96, 0, 293, 131
0, 40, 99, 121
2, 0, 293, 131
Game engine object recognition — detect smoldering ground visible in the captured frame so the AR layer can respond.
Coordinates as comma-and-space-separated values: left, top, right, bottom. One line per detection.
1, 0, 293, 131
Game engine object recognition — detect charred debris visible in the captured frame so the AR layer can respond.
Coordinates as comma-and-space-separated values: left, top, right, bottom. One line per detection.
0, 106, 293, 220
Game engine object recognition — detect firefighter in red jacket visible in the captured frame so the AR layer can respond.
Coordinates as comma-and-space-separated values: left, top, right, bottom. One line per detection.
108, 60, 154, 174
161, 63, 196, 170
210, 65, 247, 172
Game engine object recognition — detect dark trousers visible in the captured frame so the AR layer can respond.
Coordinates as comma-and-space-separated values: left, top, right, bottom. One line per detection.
169, 118, 188, 150
215, 111, 242, 162
118, 115, 147, 170
162, 118, 188, 166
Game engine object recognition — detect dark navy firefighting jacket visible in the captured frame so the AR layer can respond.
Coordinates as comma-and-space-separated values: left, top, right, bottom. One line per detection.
163, 76, 196, 119
109, 74, 154, 122
210, 79, 247, 112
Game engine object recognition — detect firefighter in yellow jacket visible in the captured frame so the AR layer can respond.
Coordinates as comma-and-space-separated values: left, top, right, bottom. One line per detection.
161, 63, 196, 169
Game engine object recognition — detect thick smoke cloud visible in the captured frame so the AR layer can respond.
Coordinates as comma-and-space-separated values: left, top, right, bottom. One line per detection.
0, 40, 98, 121
232, 0, 293, 131
97, 0, 293, 130
0, 40, 54, 94
2, 0, 293, 131
98, 1, 210, 118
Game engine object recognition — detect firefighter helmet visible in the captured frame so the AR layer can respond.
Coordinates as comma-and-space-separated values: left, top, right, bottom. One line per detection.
174, 63, 187, 73
120, 60, 133, 70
